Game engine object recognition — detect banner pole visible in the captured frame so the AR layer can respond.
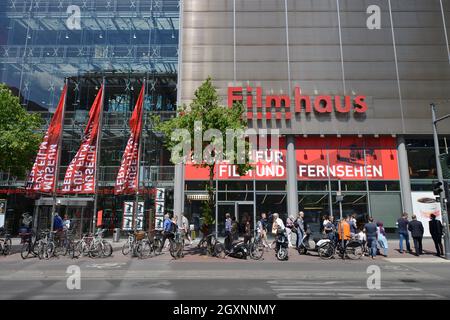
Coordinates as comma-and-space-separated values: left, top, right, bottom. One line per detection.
50, 78, 68, 231
92, 77, 106, 233
133, 79, 146, 230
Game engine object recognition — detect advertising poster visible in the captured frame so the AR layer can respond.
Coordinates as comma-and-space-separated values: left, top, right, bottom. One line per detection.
411, 192, 442, 237
0, 200, 6, 228
122, 201, 144, 230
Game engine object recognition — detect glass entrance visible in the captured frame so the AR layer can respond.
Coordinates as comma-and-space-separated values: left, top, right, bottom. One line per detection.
236, 202, 254, 236
217, 203, 235, 237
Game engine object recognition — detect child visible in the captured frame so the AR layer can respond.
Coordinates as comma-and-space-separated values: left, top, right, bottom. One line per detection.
357, 228, 367, 255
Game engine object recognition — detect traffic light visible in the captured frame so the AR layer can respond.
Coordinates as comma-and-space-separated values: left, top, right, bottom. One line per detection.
433, 181, 444, 200
433, 181, 450, 200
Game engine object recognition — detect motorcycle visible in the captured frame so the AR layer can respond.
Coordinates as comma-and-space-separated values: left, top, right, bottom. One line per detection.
297, 233, 332, 257
226, 240, 251, 259
275, 229, 289, 261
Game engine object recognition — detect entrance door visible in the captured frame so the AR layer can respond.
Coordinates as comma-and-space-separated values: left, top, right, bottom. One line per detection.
235, 202, 254, 236
217, 203, 235, 237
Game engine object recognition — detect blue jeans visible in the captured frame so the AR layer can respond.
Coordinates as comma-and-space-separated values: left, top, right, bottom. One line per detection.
399, 232, 411, 252
367, 236, 377, 257
296, 229, 304, 248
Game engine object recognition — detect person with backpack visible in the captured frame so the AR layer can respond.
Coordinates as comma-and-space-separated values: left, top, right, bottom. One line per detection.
429, 214, 444, 256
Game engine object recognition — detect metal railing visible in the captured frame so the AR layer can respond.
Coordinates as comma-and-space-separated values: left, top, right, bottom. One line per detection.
0, 165, 175, 187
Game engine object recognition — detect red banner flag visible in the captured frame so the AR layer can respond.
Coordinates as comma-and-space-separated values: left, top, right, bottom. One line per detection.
114, 84, 145, 195
61, 86, 103, 194
26, 85, 67, 193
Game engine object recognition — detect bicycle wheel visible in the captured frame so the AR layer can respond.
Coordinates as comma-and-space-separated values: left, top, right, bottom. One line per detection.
36, 241, 45, 260
21, 243, 31, 259
249, 242, 264, 260
169, 240, 177, 258
102, 241, 113, 257
153, 238, 163, 254
318, 243, 335, 260
3, 238, 11, 255
139, 240, 152, 258
122, 242, 131, 256
89, 242, 101, 258
276, 248, 288, 261
346, 243, 363, 260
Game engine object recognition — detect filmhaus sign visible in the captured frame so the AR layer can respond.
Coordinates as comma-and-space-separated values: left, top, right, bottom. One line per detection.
228, 86, 367, 120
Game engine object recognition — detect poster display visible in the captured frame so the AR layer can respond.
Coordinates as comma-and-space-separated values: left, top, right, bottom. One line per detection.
0, 200, 6, 228
411, 192, 442, 237
122, 201, 144, 230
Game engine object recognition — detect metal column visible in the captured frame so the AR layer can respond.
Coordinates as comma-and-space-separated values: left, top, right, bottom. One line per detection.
286, 136, 298, 218
397, 136, 413, 214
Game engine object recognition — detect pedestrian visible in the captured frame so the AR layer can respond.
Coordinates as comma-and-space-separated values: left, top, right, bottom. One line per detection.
224, 213, 232, 250
357, 227, 367, 252
408, 215, 424, 256
323, 215, 335, 241
396, 212, 412, 254
294, 211, 305, 249
322, 215, 330, 235
364, 217, 378, 259
244, 216, 252, 245
338, 215, 351, 247
286, 215, 295, 247
181, 213, 192, 246
349, 213, 358, 235
377, 221, 388, 257
272, 213, 285, 235
231, 215, 239, 241
53, 212, 63, 232
161, 214, 174, 251
63, 214, 71, 231
429, 214, 444, 257
257, 213, 269, 248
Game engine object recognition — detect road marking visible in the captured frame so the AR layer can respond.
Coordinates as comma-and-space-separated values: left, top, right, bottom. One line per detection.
384, 258, 450, 263
85, 262, 127, 269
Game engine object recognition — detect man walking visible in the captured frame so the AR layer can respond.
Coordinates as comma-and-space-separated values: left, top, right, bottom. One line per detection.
429, 214, 444, 257
181, 213, 192, 246
364, 217, 378, 259
338, 215, 351, 247
396, 213, 411, 254
257, 213, 269, 248
408, 215, 424, 256
294, 211, 305, 249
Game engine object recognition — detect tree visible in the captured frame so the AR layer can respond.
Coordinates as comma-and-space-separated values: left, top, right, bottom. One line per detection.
155, 78, 252, 232
0, 84, 43, 178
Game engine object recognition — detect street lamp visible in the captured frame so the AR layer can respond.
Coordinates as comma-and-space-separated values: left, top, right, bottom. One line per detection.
431, 103, 450, 259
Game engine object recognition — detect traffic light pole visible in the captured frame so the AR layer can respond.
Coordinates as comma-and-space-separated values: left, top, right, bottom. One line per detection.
431, 103, 450, 259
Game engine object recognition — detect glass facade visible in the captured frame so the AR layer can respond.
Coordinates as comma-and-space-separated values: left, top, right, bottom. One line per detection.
0, 0, 180, 234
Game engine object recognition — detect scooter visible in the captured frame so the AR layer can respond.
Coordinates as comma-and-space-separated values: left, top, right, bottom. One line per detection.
226, 240, 251, 259
275, 229, 289, 261
297, 233, 331, 256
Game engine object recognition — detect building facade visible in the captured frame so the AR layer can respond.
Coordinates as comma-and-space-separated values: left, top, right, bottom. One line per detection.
0, 0, 179, 234
177, 0, 450, 234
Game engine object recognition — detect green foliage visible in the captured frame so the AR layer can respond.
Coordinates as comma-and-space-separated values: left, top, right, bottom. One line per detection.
0, 84, 43, 178
154, 77, 253, 226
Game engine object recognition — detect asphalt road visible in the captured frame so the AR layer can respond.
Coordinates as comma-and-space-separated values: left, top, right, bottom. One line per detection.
0, 245, 449, 300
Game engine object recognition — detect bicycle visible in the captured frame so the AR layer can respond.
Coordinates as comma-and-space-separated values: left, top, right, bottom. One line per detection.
248, 231, 264, 260
122, 230, 147, 257
36, 230, 55, 260
148, 229, 164, 255
73, 229, 112, 258
53, 229, 76, 257
20, 230, 40, 259
169, 230, 185, 259
198, 232, 225, 258
319, 236, 363, 260
0, 228, 12, 256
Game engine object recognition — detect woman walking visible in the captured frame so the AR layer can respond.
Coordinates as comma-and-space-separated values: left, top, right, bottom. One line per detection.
377, 221, 388, 257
